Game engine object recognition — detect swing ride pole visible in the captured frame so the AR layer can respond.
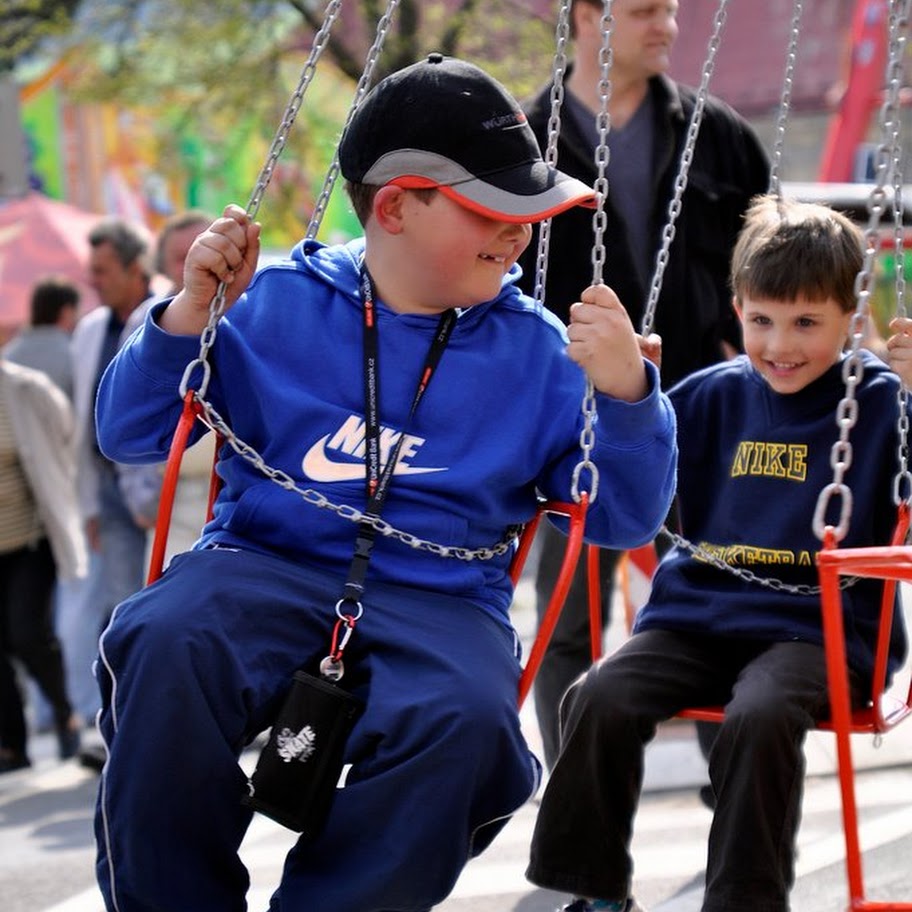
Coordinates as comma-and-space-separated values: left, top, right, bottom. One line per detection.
818, 530, 867, 909
147, 392, 201, 584
517, 496, 588, 708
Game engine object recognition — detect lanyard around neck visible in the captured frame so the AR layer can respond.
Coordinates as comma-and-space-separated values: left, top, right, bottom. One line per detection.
342, 267, 457, 604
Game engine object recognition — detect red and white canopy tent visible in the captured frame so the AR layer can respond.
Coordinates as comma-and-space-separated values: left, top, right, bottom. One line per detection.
0, 191, 104, 342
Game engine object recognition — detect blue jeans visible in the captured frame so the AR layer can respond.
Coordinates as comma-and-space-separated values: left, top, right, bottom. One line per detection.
60, 463, 147, 723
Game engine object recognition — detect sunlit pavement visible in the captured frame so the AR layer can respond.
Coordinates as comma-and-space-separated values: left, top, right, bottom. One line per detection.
3, 581, 912, 912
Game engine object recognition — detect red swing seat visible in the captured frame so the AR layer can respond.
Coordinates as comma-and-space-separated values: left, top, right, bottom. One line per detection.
677, 505, 912, 736
148, 395, 596, 713
674, 505, 912, 912
515, 499, 912, 911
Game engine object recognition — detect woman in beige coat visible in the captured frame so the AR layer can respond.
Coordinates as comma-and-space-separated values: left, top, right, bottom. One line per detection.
0, 357, 87, 772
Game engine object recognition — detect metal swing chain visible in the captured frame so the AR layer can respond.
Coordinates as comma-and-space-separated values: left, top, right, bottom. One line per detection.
306, 0, 402, 240
652, 0, 854, 593
812, 0, 911, 542
640, 0, 729, 340
572, 0, 616, 505
661, 528, 857, 596
888, 1, 912, 510
192, 397, 520, 560
175, 0, 523, 563
768, 0, 804, 201
588, 0, 614, 291
531, 0, 573, 311
179, 0, 345, 402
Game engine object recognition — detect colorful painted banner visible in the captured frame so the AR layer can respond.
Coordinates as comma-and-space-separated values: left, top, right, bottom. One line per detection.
17, 56, 361, 251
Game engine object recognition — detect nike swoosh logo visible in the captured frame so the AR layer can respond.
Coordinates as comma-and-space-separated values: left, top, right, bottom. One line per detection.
302, 435, 446, 482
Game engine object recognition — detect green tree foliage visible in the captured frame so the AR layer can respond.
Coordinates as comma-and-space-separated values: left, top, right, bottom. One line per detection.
50, 0, 560, 242
0, 0, 82, 72
67, 1, 556, 102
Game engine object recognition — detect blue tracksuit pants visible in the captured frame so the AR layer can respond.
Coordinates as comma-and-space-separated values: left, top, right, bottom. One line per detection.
94, 546, 539, 912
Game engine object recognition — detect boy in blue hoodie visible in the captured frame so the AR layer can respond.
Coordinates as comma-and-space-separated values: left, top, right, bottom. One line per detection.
527, 194, 911, 912
91, 55, 677, 912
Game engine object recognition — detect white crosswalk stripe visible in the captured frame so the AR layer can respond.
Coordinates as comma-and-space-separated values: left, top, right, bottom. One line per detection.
12, 737, 912, 912
10, 587, 912, 911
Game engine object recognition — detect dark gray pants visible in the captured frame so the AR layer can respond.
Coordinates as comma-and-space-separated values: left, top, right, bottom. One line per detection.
0, 538, 72, 756
527, 629, 865, 912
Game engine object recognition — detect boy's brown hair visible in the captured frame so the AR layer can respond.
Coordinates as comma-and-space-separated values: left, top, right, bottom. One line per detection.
730, 194, 864, 313
344, 182, 436, 227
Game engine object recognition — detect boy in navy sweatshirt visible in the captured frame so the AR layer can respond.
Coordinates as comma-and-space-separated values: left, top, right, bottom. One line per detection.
90, 55, 677, 912
528, 195, 911, 912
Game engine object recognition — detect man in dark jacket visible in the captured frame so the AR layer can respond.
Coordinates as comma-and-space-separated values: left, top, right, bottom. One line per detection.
518, 0, 770, 773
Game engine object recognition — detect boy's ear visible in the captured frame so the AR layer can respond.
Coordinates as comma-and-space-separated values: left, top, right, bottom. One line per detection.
372, 185, 407, 234
732, 295, 743, 322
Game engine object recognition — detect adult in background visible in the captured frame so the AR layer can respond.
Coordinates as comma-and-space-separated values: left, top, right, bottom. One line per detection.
517, 0, 769, 773
156, 209, 214, 295
4, 277, 82, 732
3, 276, 79, 400
0, 355, 87, 771
116, 210, 216, 557
63, 218, 156, 726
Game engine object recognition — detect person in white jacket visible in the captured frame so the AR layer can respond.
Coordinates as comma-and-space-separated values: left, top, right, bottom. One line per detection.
63, 218, 156, 725
115, 210, 217, 564
0, 358, 87, 772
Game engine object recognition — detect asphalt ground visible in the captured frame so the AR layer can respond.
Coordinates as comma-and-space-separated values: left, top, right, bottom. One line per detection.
2, 577, 911, 912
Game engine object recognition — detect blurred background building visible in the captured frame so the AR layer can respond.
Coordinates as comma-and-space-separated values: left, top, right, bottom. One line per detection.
1, 0, 909, 341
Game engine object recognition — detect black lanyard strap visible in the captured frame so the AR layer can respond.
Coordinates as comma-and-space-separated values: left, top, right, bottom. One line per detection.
341, 267, 456, 606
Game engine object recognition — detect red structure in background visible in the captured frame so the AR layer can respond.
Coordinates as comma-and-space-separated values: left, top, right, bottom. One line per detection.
0, 192, 103, 340
818, 0, 891, 182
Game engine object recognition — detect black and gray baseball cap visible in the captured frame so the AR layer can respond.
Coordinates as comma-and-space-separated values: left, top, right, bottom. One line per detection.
338, 53, 596, 224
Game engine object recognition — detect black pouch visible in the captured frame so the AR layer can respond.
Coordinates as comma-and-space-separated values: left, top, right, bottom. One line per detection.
243, 669, 364, 837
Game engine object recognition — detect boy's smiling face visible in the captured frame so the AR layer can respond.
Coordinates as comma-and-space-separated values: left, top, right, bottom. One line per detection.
737, 295, 854, 394
409, 191, 532, 308
370, 187, 533, 314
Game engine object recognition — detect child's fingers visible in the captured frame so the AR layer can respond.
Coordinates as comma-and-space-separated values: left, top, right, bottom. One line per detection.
571, 284, 626, 320
638, 332, 663, 368
190, 211, 258, 285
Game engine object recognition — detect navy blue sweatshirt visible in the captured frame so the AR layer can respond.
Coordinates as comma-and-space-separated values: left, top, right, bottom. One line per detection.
635, 351, 907, 685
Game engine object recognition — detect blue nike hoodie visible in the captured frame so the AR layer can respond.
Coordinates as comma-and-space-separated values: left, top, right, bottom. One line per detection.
96, 238, 677, 617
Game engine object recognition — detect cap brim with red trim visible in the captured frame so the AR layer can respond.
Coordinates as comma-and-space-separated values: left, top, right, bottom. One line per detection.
363, 150, 597, 224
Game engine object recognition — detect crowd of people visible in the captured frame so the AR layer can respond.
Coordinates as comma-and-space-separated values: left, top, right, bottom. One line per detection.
0, 210, 212, 772
2, 4, 911, 912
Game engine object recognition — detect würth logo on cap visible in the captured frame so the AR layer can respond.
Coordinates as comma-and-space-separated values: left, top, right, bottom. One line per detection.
481, 111, 527, 131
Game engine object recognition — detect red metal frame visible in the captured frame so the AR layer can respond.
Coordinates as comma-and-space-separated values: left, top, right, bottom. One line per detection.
514, 495, 592, 708
818, 0, 889, 183
816, 506, 912, 911
147, 392, 201, 584
147, 391, 221, 585
679, 506, 912, 910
